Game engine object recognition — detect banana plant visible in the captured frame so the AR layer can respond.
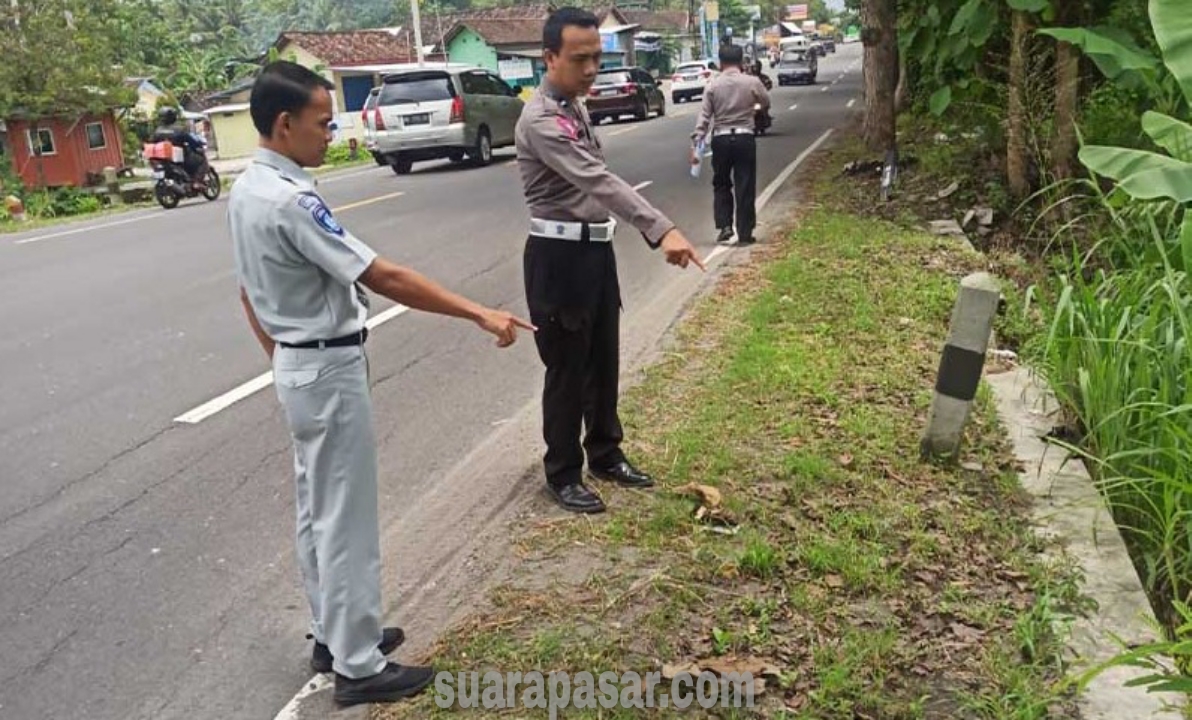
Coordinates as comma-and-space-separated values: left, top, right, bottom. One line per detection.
1058, 0, 1192, 271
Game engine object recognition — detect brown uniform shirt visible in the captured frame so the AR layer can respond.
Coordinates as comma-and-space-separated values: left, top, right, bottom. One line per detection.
516, 78, 675, 247
692, 68, 771, 141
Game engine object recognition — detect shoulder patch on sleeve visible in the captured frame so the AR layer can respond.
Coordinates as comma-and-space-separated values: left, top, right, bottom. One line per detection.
296, 193, 344, 237
555, 114, 581, 141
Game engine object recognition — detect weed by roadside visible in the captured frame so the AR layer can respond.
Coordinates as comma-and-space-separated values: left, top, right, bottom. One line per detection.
372, 144, 1083, 719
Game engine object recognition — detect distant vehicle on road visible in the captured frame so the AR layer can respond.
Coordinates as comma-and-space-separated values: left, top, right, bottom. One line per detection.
670, 60, 719, 103
585, 66, 666, 123
777, 51, 818, 86
361, 87, 385, 166
371, 66, 524, 175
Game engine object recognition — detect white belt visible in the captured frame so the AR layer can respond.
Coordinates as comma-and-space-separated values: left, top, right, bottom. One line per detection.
529, 218, 617, 242
713, 127, 754, 136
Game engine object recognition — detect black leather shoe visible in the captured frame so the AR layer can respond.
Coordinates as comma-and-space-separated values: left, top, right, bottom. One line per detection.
334, 662, 435, 706
548, 482, 606, 514
311, 627, 405, 674
716, 227, 735, 243
736, 236, 757, 246
589, 461, 654, 488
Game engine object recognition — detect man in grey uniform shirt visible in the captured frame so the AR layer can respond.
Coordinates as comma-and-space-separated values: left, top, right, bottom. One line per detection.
691, 44, 771, 245
517, 7, 705, 515
229, 61, 533, 707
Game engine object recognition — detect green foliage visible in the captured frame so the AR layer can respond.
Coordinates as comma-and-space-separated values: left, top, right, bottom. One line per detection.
1079, 82, 1148, 149
0, 0, 135, 119
22, 187, 105, 219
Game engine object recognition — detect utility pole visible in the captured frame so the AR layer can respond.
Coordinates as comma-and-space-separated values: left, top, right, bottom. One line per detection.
410, 0, 425, 66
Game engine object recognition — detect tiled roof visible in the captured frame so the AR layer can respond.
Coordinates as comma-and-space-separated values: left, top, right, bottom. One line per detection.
621, 10, 690, 34
278, 31, 416, 67
450, 17, 545, 46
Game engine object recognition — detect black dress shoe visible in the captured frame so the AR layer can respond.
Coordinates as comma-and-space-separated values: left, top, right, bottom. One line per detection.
589, 461, 654, 488
311, 626, 405, 674
736, 236, 757, 246
716, 227, 735, 243
548, 482, 606, 514
334, 662, 435, 706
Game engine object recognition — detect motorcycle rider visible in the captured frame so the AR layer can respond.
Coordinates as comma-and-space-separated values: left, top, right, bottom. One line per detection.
153, 107, 210, 191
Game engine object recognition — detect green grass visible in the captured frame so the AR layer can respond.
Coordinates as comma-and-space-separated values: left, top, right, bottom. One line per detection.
372, 163, 1081, 718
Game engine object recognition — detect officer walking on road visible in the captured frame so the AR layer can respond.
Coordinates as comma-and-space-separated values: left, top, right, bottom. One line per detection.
517, 7, 706, 515
691, 44, 771, 245
228, 61, 533, 707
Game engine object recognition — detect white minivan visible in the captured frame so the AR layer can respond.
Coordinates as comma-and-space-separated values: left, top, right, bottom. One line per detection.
670, 60, 719, 103
370, 66, 525, 175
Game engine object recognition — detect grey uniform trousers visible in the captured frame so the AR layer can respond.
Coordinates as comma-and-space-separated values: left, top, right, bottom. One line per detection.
273, 344, 386, 679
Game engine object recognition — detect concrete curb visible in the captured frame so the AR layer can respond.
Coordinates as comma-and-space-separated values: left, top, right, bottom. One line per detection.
986, 367, 1185, 719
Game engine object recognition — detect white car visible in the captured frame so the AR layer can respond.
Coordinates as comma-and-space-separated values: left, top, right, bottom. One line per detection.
670, 61, 719, 103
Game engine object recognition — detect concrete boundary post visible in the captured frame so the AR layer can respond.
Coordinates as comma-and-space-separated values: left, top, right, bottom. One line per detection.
920, 272, 1001, 460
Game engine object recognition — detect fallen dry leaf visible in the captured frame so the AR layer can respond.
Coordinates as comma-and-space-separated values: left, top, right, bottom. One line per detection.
949, 622, 986, 643
675, 483, 723, 508
661, 661, 702, 680
824, 574, 845, 589
838, 453, 854, 468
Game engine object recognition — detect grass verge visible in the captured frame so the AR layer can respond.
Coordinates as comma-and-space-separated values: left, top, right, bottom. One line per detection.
373, 143, 1083, 719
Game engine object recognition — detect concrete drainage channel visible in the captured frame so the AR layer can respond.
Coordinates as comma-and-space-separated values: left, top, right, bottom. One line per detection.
920, 229, 1186, 718
987, 368, 1184, 719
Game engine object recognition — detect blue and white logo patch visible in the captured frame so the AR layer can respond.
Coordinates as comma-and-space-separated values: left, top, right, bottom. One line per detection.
297, 194, 344, 237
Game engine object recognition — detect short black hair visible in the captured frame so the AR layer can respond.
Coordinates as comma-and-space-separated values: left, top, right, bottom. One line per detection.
250, 61, 335, 137
719, 44, 744, 67
544, 7, 599, 53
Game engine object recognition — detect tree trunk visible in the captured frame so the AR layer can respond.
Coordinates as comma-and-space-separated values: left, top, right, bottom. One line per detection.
1006, 10, 1031, 199
862, 0, 898, 151
894, 50, 909, 113
1051, 1, 1080, 182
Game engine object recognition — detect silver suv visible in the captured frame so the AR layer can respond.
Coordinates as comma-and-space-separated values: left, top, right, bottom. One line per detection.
372, 66, 525, 175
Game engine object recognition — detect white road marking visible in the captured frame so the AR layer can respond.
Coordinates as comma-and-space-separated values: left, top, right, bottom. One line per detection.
632, 181, 653, 191
757, 128, 835, 211
174, 304, 411, 425
334, 191, 405, 212
706, 245, 730, 264
821, 85, 830, 92
608, 124, 642, 137
847, 99, 857, 108
14, 185, 402, 247
789, 103, 799, 111
271, 676, 333, 720
14, 211, 164, 245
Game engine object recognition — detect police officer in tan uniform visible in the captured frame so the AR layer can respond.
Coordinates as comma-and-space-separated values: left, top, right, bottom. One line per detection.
229, 61, 533, 707
516, 7, 706, 515
691, 44, 771, 245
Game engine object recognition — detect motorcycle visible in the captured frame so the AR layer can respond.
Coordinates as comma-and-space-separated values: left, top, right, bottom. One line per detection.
143, 137, 221, 210
753, 103, 772, 136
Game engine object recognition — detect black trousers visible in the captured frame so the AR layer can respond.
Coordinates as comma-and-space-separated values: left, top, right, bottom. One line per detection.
524, 236, 627, 488
711, 133, 758, 240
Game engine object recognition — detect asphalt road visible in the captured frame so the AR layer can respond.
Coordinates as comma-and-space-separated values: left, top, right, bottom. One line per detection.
0, 46, 863, 720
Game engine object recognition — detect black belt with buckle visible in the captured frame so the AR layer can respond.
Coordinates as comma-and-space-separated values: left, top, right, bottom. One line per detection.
280, 328, 369, 349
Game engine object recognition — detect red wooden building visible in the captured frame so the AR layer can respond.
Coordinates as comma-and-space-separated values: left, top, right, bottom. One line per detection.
4, 111, 126, 188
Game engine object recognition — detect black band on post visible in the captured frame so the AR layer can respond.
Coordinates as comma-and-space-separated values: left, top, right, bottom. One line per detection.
935, 344, 985, 402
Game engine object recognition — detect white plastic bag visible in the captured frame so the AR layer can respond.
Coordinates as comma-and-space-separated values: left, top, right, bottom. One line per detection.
690, 138, 706, 179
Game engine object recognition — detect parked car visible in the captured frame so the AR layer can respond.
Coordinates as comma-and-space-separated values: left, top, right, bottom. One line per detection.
585, 67, 666, 123
821, 37, 837, 53
361, 88, 385, 165
670, 60, 719, 103
776, 51, 818, 85
371, 66, 524, 175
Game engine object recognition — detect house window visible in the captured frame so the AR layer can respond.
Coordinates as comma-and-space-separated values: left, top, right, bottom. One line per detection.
26, 128, 55, 156
85, 122, 106, 150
